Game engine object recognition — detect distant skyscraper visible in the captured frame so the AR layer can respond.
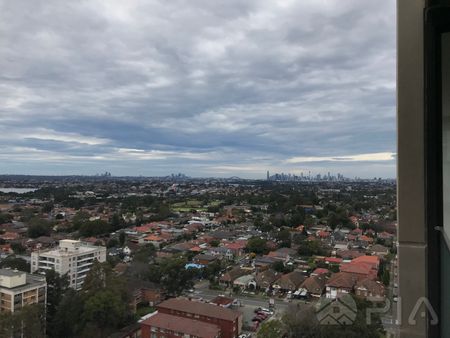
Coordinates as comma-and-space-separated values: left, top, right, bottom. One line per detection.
267, 171, 270, 180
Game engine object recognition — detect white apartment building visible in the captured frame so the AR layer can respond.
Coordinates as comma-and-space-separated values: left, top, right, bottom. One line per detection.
31, 239, 106, 290
0, 268, 47, 313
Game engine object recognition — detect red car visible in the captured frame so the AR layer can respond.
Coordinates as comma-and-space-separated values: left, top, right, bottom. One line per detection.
256, 312, 269, 319
252, 316, 263, 322
251, 321, 260, 331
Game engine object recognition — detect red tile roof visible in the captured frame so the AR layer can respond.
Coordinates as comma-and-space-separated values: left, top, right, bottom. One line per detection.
352, 255, 379, 268
312, 268, 329, 276
141, 312, 220, 338
326, 272, 357, 289
158, 298, 240, 321
325, 257, 343, 264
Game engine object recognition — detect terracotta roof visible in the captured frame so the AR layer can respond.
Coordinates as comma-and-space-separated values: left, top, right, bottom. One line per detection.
158, 298, 240, 321
301, 274, 327, 294
325, 257, 343, 264
210, 296, 234, 306
144, 234, 163, 241
141, 312, 220, 338
351, 255, 379, 268
255, 269, 281, 288
326, 272, 357, 289
276, 270, 306, 290
224, 242, 246, 250
312, 268, 329, 276
340, 262, 373, 276
355, 278, 385, 296
336, 249, 364, 260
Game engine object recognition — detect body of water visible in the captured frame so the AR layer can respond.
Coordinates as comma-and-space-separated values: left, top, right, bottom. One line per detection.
0, 188, 37, 194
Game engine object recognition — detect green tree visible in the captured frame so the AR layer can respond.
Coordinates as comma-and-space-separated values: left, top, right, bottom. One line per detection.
50, 289, 84, 338
78, 219, 111, 237
0, 304, 45, 338
277, 228, 292, 248
246, 237, 269, 255
45, 270, 69, 337
107, 238, 119, 248
72, 210, 90, 230
0, 212, 13, 224
27, 218, 52, 238
210, 239, 220, 247
257, 319, 284, 338
80, 261, 133, 337
147, 256, 196, 296
11, 242, 26, 254
283, 298, 384, 338
119, 231, 126, 246
0, 255, 30, 271
133, 243, 156, 263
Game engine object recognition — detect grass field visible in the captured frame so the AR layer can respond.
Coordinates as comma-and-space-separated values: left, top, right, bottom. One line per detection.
171, 199, 222, 212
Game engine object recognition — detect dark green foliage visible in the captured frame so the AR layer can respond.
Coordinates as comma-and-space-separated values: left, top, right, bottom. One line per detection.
27, 218, 52, 238
0, 304, 46, 338
11, 242, 26, 254
119, 231, 126, 246
0, 255, 30, 271
133, 243, 156, 262
147, 256, 196, 296
0, 212, 13, 224
276, 228, 292, 248
45, 270, 69, 337
297, 240, 328, 257
78, 219, 111, 237
210, 239, 220, 247
282, 297, 385, 338
107, 237, 119, 248
50, 289, 85, 338
246, 237, 269, 255
257, 320, 284, 338
50, 261, 133, 338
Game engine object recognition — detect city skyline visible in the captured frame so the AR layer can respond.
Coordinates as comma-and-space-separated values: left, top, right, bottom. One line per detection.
0, 1, 396, 179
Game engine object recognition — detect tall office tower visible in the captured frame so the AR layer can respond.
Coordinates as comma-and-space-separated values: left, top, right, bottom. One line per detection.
267, 171, 270, 180
31, 239, 106, 290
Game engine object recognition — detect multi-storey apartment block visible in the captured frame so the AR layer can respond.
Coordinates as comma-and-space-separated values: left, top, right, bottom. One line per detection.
31, 239, 106, 290
0, 268, 47, 313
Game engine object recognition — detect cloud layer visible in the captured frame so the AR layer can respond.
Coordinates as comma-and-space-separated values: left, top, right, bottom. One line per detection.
0, 0, 396, 178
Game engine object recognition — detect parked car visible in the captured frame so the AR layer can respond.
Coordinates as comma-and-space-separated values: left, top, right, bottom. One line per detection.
256, 312, 269, 319
251, 321, 260, 331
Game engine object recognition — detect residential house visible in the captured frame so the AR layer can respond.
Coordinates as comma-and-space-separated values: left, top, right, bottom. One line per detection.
210, 295, 235, 308
355, 278, 385, 301
254, 269, 281, 291
370, 244, 390, 257
233, 274, 255, 290
325, 272, 357, 299
219, 267, 250, 287
193, 254, 217, 266
300, 274, 328, 298
253, 256, 277, 272
143, 234, 165, 248
223, 241, 247, 257
266, 247, 296, 262
273, 270, 306, 293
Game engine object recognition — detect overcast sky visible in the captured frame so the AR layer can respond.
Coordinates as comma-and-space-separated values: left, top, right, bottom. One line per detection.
0, 0, 396, 179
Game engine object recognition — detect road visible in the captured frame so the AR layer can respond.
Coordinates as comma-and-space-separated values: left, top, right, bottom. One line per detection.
382, 257, 399, 337
191, 281, 310, 313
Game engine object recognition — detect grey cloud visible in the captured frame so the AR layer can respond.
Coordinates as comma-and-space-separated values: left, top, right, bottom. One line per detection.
0, 0, 396, 178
